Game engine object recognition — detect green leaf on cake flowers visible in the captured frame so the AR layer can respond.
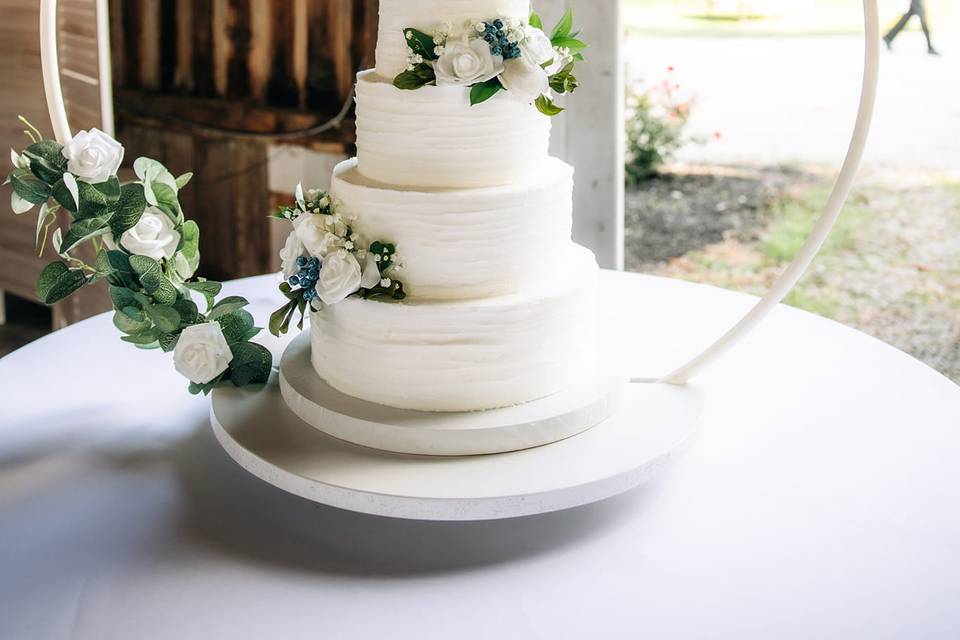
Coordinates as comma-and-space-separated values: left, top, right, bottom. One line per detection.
529, 11, 544, 30
393, 63, 436, 90
549, 63, 579, 95
470, 78, 504, 106
535, 95, 564, 117
551, 7, 575, 40
36, 261, 87, 304
404, 28, 440, 61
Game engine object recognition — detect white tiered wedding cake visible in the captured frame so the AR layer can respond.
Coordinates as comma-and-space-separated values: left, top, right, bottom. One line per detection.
279, 0, 597, 413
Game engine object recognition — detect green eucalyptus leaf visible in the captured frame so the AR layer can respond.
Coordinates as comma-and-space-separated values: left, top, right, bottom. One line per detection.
172, 298, 199, 326
51, 177, 78, 213
158, 332, 180, 353
59, 215, 111, 253
10, 169, 50, 205
121, 328, 161, 346
227, 342, 273, 387
113, 310, 152, 335
36, 261, 87, 304
269, 299, 298, 337
184, 280, 222, 311
151, 182, 182, 221
108, 182, 147, 236
23, 140, 67, 183
393, 63, 436, 90
109, 285, 139, 311
144, 303, 181, 333
207, 296, 249, 321
175, 172, 193, 189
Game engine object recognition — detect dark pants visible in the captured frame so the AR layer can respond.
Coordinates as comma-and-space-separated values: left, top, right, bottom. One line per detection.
885, 0, 935, 50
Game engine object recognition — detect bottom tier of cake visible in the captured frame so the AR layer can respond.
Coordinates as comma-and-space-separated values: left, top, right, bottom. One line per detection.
310, 245, 599, 412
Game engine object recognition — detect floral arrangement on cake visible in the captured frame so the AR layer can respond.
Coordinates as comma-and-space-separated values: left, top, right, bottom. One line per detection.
4, 119, 272, 394
392, 8, 585, 116
268, 185, 405, 336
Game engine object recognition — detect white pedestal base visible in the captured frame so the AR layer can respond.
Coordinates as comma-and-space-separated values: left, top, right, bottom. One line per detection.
278, 333, 624, 456
210, 374, 704, 521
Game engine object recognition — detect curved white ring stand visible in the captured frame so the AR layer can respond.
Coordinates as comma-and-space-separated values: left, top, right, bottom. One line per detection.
39, 1, 880, 519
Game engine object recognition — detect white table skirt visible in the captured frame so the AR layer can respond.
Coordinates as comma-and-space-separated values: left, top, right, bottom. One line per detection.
2, 271, 959, 639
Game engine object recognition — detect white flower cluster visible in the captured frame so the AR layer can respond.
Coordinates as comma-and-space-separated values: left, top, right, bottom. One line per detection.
279, 183, 402, 309
406, 16, 575, 104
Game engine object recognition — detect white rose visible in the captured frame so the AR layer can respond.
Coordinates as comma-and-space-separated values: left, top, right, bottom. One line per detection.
61, 128, 124, 184
434, 37, 504, 86
519, 27, 554, 66
294, 213, 342, 258
173, 322, 234, 385
119, 207, 181, 260
360, 251, 382, 289
498, 56, 549, 104
316, 249, 362, 305
279, 230, 306, 279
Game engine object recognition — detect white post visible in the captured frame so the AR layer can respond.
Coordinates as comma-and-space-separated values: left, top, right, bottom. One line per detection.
542, 0, 624, 270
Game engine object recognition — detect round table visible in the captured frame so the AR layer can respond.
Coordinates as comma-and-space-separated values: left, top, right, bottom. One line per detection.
2, 272, 958, 639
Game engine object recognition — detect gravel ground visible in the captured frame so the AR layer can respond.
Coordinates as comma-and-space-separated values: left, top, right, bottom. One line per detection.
625, 165, 960, 383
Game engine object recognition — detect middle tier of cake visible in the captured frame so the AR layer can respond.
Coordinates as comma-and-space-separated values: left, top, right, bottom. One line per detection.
310, 244, 599, 412
332, 155, 574, 300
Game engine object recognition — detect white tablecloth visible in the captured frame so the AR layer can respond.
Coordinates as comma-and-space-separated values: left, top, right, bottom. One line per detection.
2, 271, 959, 639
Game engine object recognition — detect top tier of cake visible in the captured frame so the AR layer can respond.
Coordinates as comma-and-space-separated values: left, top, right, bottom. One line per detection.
375, 0, 531, 79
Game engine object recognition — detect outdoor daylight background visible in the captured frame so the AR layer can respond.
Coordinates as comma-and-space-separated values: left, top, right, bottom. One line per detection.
623, 0, 960, 382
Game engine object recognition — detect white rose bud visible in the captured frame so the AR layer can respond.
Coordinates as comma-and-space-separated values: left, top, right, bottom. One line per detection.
279, 230, 306, 279
498, 55, 549, 104
316, 249, 362, 305
293, 213, 342, 258
61, 128, 124, 184
174, 322, 234, 385
119, 207, 181, 260
434, 36, 505, 86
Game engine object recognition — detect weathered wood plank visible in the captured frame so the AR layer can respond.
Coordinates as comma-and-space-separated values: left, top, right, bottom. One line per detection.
173, 0, 194, 91
248, 0, 271, 102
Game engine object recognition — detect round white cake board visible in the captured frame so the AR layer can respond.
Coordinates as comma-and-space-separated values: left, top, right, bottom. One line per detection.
210, 375, 704, 521
278, 333, 625, 456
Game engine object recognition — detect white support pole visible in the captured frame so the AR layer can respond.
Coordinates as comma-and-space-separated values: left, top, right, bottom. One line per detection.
40, 0, 72, 144
544, 0, 625, 270
95, 0, 116, 136
658, 0, 880, 385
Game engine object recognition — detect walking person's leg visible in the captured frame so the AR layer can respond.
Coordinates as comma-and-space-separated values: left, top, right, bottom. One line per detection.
913, 0, 939, 54
884, 2, 916, 49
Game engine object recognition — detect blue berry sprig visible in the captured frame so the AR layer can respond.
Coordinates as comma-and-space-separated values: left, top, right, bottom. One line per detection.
288, 256, 321, 302
482, 20, 521, 60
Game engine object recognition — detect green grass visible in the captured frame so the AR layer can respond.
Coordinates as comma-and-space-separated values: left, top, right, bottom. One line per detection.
624, 0, 959, 38
760, 188, 869, 263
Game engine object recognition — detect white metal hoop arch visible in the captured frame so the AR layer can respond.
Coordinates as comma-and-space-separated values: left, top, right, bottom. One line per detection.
37, 0, 881, 386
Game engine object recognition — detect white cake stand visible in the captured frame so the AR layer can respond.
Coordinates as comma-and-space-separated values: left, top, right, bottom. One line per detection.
36, 0, 880, 521
210, 372, 703, 520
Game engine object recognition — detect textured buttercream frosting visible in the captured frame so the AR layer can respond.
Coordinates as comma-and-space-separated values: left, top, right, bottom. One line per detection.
310, 245, 599, 412
332, 156, 573, 300
375, 0, 531, 79
354, 70, 550, 189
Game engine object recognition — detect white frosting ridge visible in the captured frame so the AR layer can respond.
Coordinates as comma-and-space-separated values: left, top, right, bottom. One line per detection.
310, 245, 599, 412
332, 156, 573, 300
354, 69, 550, 189
375, 0, 531, 79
